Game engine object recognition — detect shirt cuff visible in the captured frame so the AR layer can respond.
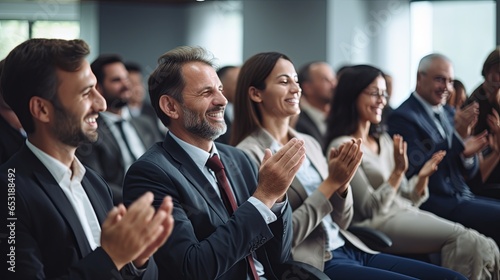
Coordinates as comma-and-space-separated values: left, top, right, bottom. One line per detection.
460, 153, 475, 169
248, 196, 288, 224
127, 261, 147, 276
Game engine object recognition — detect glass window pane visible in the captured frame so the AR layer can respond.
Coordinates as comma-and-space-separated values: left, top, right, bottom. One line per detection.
32, 21, 80, 40
0, 20, 29, 60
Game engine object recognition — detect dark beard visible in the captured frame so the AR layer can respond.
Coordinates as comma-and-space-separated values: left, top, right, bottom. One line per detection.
182, 104, 226, 141
52, 104, 97, 147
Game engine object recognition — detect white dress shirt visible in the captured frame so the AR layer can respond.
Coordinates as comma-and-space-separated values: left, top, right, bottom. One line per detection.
26, 140, 101, 250
270, 140, 345, 251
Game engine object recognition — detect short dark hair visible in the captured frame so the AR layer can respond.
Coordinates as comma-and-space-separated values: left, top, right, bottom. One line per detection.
125, 62, 142, 74
148, 46, 215, 127
297, 61, 320, 95
91, 54, 124, 85
216, 65, 237, 80
0, 59, 8, 110
0, 39, 89, 134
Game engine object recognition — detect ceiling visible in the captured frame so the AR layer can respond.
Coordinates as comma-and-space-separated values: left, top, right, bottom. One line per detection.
0, 0, 217, 4
82, 0, 205, 3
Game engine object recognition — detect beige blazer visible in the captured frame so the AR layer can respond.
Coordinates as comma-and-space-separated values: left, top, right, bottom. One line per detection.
236, 127, 377, 271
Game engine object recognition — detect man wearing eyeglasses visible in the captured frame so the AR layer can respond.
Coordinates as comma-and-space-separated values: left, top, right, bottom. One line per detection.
387, 53, 500, 246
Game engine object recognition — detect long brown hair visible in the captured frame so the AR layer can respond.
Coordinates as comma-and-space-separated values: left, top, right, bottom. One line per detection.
324, 65, 384, 151
230, 52, 292, 146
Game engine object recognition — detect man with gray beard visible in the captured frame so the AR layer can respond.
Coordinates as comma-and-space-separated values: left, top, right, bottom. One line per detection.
123, 46, 306, 280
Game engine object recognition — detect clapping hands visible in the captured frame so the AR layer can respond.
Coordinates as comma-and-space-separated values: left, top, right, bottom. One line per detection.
100, 192, 174, 270
325, 138, 363, 195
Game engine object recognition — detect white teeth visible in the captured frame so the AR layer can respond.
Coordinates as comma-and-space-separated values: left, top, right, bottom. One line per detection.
85, 117, 96, 123
208, 112, 224, 118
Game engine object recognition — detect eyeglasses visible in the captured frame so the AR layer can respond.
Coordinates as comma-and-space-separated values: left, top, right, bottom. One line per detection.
363, 90, 389, 101
420, 72, 453, 86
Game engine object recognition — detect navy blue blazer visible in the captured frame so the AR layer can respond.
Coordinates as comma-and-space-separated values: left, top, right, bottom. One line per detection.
0, 144, 157, 280
123, 133, 292, 280
387, 94, 478, 216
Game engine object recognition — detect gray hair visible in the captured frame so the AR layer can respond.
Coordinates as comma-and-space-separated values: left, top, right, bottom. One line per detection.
417, 53, 452, 74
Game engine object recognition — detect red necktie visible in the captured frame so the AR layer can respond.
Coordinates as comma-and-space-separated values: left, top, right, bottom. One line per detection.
206, 154, 260, 280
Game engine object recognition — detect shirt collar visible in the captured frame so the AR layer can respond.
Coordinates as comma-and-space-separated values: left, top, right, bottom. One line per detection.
169, 131, 218, 171
100, 107, 132, 125
413, 91, 444, 117
26, 139, 86, 184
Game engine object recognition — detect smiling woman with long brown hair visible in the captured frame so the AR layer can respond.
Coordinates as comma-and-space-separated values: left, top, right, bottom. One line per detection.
233, 53, 466, 280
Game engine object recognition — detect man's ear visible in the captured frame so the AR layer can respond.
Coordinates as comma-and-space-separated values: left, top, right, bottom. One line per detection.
159, 95, 180, 119
416, 72, 424, 83
29, 96, 52, 124
249, 86, 262, 103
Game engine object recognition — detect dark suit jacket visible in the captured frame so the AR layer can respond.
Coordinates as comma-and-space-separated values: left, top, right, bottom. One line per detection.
0, 114, 25, 165
77, 114, 161, 204
123, 133, 292, 280
295, 111, 325, 149
0, 144, 157, 280
387, 94, 478, 216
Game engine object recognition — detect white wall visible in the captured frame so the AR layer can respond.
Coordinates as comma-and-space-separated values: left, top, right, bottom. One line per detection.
328, 0, 496, 108
328, 0, 369, 67
186, 1, 243, 67
367, 0, 411, 108
328, 0, 412, 108
430, 1, 496, 94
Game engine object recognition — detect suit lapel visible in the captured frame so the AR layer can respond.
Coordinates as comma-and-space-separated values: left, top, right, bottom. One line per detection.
295, 130, 328, 180
130, 117, 151, 148
250, 128, 312, 203
163, 135, 229, 221
25, 148, 93, 258
289, 129, 326, 202
408, 96, 448, 146
97, 117, 122, 155
442, 106, 455, 146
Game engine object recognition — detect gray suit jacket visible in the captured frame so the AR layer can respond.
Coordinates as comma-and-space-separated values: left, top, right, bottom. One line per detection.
236, 127, 376, 271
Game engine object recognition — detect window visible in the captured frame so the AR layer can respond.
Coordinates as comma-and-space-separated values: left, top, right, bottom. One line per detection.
0, 20, 29, 60
0, 19, 79, 59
